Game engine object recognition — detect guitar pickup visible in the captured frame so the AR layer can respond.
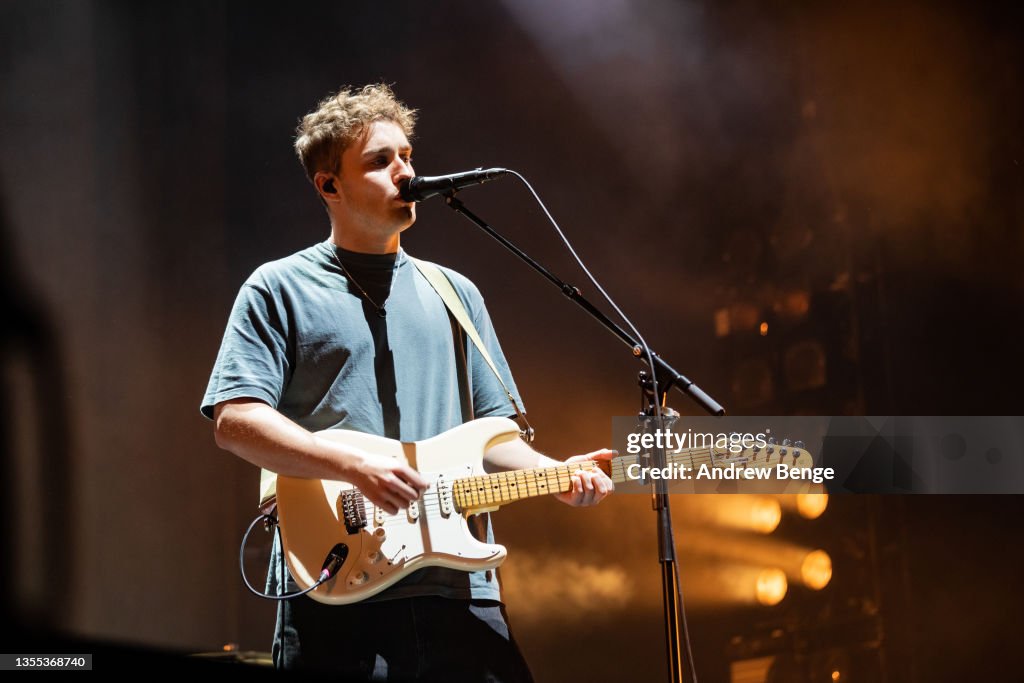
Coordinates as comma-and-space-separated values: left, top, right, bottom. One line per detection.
340, 489, 368, 534
436, 476, 453, 518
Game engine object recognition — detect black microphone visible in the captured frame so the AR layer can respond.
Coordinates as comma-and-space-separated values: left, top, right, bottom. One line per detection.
399, 167, 509, 202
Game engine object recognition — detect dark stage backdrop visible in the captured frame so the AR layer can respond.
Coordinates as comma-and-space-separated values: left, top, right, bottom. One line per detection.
2, 1, 1022, 680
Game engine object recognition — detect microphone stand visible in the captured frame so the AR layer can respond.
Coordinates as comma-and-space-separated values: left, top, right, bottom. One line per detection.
443, 192, 725, 683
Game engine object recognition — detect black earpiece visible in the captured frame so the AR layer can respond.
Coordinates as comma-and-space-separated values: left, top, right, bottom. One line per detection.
323, 179, 336, 194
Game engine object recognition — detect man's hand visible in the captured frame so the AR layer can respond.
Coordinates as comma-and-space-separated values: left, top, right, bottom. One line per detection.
346, 449, 429, 516
553, 449, 616, 507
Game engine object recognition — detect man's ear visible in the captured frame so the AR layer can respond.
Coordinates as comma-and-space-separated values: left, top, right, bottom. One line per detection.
314, 172, 339, 200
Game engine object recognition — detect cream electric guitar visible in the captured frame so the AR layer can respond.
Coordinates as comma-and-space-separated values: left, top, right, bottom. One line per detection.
275, 416, 813, 605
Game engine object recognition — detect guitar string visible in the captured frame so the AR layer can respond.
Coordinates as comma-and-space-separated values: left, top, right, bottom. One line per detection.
359, 450, 801, 503
340, 449, 803, 516
331, 445, 804, 505
330, 448, 807, 524
300, 449, 810, 585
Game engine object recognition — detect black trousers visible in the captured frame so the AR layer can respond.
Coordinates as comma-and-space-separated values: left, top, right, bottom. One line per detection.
272, 595, 535, 682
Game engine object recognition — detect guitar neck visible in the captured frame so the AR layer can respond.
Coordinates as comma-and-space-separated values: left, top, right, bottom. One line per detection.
454, 445, 810, 512
453, 462, 602, 512
451, 452, 700, 512
608, 449, 723, 482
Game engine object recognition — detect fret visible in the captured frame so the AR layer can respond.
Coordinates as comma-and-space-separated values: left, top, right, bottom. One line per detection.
610, 454, 636, 484
498, 470, 513, 502
555, 465, 571, 493
513, 469, 527, 501
540, 467, 555, 496
481, 473, 494, 506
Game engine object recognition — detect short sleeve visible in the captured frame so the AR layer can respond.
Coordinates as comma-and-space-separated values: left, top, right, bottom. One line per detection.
200, 282, 291, 419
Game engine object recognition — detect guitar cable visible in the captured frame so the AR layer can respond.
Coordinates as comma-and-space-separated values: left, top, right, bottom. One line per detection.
239, 513, 348, 601
507, 171, 700, 683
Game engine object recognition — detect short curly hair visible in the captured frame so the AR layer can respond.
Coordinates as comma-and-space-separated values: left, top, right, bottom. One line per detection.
294, 83, 417, 183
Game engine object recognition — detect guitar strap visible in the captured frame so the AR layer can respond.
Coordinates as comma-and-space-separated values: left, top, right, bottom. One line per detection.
256, 255, 534, 511
410, 257, 534, 443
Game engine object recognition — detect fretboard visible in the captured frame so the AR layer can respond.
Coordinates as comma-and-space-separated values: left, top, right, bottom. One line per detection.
453, 462, 602, 511
453, 444, 809, 512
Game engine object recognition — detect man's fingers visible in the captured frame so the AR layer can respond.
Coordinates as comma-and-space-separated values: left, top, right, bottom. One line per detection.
386, 474, 419, 505
584, 448, 618, 461
397, 465, 429, 493
568, 471, 591, 505
375, 492, 401, 516
579, 469, 612, 503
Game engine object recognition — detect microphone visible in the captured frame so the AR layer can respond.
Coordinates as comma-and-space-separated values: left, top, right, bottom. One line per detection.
399, 167, 509, 202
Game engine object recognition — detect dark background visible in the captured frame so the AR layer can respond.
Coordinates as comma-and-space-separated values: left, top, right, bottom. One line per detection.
2, 1, 1022, 680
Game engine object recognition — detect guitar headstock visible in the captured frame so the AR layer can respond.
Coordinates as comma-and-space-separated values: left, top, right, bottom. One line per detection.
710, 433, 814, 469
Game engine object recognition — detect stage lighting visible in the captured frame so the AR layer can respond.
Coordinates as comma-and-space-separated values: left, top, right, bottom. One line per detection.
678, 562, 791, 608
755, 568, 788, 606
797, 492, 829, 519
674, 495, 782, 535
750, 497, 783, 533
800, 549, 833, 590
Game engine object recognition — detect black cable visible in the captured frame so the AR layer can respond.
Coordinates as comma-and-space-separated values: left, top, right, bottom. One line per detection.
239, 513, 328, 601
274, 523, 286, 665
669, 512, 699, 683
503, 171, 663, 417
508, 170, 698, 682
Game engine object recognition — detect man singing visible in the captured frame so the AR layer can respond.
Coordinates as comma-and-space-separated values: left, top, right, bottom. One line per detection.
201, 84, 613, 680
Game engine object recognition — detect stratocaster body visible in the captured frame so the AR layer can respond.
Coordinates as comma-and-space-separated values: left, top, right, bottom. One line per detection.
276, 417, 522, 605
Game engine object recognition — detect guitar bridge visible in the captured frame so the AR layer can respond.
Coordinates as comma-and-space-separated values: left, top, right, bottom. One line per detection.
340, 489, 368, 534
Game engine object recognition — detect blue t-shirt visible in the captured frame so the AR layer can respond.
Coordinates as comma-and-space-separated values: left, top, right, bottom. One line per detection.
201, 241, 524, 601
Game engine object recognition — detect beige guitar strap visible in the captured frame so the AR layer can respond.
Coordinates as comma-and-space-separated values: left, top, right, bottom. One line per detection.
256, 256, 533, 511
411, 257, 534, 443
259, 467, 277, 512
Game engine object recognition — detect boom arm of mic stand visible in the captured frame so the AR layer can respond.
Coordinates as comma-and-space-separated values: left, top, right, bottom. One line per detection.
443, 192, 725, 417
445, 191, 706, 682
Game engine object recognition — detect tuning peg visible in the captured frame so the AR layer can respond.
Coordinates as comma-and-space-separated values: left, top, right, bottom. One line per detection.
794, 440, 805, 449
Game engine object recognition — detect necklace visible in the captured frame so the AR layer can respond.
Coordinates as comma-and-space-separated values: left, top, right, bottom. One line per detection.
329, 246, 402, 318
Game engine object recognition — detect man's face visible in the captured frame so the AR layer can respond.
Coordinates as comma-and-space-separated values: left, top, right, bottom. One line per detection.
333, 119, 416, 242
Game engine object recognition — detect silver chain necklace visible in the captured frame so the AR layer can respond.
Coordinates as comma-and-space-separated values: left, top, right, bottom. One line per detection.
329, 246, 403, 318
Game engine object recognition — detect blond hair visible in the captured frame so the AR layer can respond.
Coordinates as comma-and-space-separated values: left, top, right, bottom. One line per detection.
294, 84, 417, 182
